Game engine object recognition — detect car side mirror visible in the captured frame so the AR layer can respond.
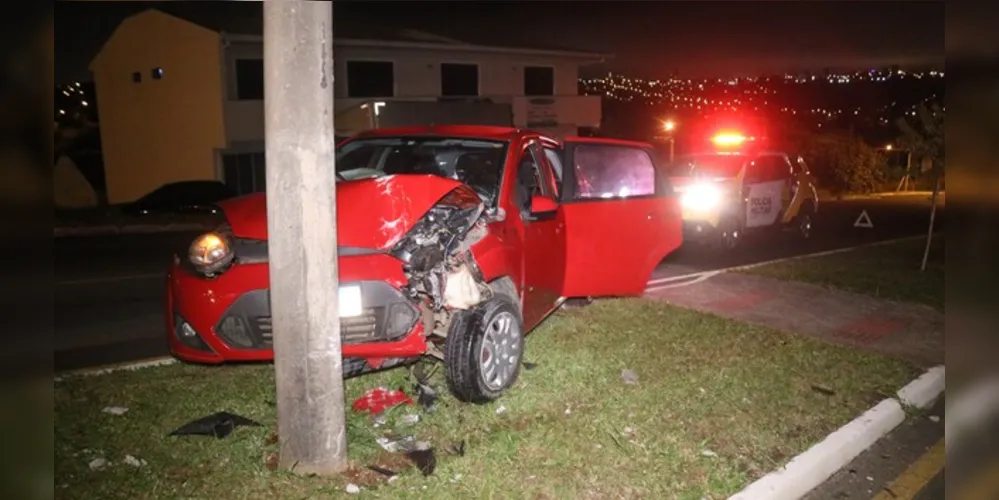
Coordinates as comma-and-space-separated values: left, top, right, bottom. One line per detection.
529, 195, 557, 220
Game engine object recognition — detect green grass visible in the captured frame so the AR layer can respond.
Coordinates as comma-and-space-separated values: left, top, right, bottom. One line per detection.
745, 236, 944, 311
55, 300, 917, 499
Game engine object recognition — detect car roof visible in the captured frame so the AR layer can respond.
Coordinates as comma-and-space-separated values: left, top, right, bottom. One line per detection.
353, 125, 534, 142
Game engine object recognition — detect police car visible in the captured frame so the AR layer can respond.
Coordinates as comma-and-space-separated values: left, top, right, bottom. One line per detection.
667, 131, 819, 251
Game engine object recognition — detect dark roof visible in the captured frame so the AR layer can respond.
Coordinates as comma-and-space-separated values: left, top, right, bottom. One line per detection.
156, 3, 602, 56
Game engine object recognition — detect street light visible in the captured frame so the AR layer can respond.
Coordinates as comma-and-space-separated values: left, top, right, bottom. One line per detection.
659, 119, 677, 162
885, 144, 893, 151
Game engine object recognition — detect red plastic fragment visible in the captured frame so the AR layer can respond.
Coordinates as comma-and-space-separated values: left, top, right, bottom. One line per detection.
352, 387, 414, 414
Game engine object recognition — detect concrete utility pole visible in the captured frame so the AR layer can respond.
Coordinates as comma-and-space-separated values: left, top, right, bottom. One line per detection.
263, 1, 346, 475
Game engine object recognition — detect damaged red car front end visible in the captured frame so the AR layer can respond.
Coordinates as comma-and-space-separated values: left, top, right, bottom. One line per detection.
167, 174, 495, 369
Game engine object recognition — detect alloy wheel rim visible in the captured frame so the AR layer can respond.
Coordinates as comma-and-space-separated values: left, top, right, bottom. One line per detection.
478, 311, 520, 391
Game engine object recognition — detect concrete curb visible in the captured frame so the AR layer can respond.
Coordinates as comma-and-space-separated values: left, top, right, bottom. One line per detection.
54, 356, 178, 382
728, 365, 945, 500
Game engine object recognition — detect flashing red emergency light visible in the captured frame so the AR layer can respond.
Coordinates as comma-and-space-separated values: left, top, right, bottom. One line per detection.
711, 132, 755, 148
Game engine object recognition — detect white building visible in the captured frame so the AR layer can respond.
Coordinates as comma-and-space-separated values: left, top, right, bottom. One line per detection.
91, 8, 607, 201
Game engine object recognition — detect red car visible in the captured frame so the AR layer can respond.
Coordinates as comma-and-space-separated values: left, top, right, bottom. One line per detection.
167, 125, 682, 402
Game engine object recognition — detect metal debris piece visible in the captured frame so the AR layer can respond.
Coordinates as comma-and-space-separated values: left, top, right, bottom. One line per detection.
168, 411, 262, 439
621, 369, 639, 385
400, 414, 421, 425
102, 406, 129, 416
376, 436, 417, 453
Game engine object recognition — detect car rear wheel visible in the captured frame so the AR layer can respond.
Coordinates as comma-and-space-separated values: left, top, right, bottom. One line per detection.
444, 295, 524, 403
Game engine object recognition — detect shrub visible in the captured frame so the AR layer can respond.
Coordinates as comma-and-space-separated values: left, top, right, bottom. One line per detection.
794, 133, 886, 194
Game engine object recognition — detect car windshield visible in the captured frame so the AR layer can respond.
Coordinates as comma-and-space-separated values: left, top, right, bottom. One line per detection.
668, 154, 746, 179
336, 136, 509, 205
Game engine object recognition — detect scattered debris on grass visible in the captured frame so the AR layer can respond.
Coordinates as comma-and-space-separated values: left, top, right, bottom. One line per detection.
123, 455, 147, 467
810, 384, 836, 396
621, 368, 639, 385
168, 411, 261, 439
701, 449, 718, 458
523, 361, 538, 370
88, 458, 109, 470
495, 405, 507, 415
367, 465, 398, 478
445, 440, 466, 457
345, 483, 361, 494
404, 447, 437, 476
352, 388, 414, 415
102, 406, 129, 416
399, 414, 421, 426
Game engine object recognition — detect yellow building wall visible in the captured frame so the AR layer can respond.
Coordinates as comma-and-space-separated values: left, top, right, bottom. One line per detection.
92, 11, 226, 204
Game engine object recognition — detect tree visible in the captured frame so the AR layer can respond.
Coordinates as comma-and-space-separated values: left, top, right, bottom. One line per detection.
896, 103, 944, 271
793, 132, 886, 195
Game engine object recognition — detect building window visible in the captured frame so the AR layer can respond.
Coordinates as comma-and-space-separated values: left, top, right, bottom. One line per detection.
524, 66, 555, 96
346, 61, 394, 98
222, 151, 266, 195
152, 67, 164, 79
235, 59, 264, 100
132, 71, 141, 83
440, 63, 479, 97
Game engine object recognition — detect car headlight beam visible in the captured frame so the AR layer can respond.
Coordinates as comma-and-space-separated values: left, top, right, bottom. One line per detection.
681, 183, 722, 211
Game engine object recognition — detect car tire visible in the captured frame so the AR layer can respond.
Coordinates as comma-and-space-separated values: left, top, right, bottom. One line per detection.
713, 215, 742, 252
796, 202, 815, 240
444, 295, 525, 403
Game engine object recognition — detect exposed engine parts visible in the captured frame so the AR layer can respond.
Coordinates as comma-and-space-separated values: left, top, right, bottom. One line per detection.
393, 189, 496, 340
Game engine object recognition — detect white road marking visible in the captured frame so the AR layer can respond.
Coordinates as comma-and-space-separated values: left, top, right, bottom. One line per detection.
57, 272, 165, 286
645, 234, 933, 291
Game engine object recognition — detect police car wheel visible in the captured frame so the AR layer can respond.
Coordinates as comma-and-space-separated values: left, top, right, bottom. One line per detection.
797, 204, 815, 240
715, 217, 741, 251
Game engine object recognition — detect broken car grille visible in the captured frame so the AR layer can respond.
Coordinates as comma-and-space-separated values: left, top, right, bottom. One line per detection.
255, 309, 382, 346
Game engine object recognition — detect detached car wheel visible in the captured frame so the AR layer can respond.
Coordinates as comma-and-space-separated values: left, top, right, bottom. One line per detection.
444, 295, 524, 403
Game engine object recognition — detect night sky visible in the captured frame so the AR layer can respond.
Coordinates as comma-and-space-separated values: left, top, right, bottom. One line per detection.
55, 0, 944, 84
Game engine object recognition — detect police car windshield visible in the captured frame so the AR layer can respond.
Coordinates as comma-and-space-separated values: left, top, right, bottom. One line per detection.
669, 154, 746, 179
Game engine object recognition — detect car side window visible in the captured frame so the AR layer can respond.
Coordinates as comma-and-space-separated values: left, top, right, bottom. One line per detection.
572, 144, 656, 199
514, 142, 546, 216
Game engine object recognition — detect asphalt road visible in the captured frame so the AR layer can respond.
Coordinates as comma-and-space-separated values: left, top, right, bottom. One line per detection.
54, 194, 944, 372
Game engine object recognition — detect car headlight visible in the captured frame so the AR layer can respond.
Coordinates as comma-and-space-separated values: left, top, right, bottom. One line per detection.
681, 183, 722, 211
188, 231, 235, 277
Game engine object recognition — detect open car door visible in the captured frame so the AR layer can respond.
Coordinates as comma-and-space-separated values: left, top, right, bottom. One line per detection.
549, 138, 683, 298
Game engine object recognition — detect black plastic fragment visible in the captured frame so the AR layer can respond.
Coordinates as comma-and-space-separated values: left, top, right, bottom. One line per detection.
404, 448, 437, 476
168, 411, 261, 439
523, 361, 538, 370
367, 465, 398, 478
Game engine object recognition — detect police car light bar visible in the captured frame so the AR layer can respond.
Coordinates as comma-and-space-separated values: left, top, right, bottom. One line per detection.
711, 132, 747, 146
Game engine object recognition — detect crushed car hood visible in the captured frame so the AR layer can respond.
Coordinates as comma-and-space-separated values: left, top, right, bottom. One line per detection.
217, 174, 467, 249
